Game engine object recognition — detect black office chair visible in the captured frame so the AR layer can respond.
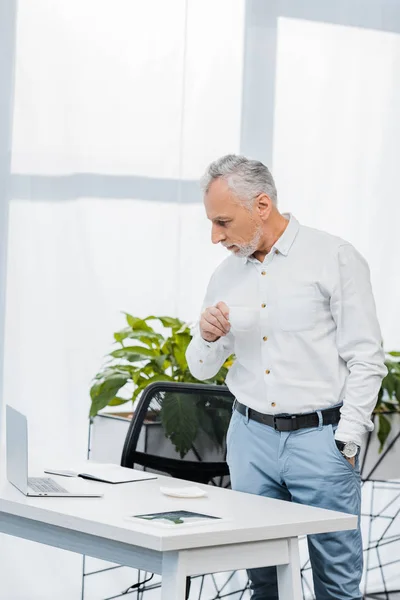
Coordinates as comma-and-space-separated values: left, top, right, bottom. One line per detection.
121, 381, 233, 479
119, 380, 250, 599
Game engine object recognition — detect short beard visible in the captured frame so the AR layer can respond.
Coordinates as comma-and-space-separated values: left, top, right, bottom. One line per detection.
232, 226, 262, 258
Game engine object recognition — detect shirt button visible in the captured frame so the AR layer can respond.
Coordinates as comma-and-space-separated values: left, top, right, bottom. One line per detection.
199, 359, 203, 363
271, 402, 276, 407
261, 270, 266, 276
265, 369, 270, 374
275, 249, 279, 255
261, 303, 266, 308
263, 336, 268, 341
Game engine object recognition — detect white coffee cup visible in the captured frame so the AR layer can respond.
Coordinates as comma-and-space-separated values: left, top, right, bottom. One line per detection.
228, 306, 258, 332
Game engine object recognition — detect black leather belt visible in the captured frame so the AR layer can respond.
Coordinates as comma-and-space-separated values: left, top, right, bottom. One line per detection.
234, 400, 341, 432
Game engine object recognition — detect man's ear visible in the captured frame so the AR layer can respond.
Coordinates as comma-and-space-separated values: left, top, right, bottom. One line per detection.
256, 193, 273, 221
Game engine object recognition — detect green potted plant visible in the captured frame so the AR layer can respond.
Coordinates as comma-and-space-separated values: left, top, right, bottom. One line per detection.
90, 313, 232, 414
89, 313, 233, 457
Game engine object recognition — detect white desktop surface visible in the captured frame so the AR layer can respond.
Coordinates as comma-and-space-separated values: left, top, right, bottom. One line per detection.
0, 467, 357, 599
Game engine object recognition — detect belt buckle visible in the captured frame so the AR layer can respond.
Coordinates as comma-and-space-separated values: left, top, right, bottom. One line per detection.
273, 415, 297, 431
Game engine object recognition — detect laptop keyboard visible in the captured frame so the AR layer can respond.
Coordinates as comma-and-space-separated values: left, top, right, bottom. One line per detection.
28, 477, 69, 494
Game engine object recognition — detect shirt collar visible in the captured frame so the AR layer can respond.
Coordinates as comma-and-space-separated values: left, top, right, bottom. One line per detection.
243, 213, 300, 263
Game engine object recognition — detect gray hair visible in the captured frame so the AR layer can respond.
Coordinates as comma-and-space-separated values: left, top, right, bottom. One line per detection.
200, 154, 277, 207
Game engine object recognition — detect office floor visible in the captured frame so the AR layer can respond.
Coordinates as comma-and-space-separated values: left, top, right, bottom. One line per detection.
82, 560, 400, 599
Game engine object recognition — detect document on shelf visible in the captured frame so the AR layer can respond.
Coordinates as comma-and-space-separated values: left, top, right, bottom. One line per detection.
44, 463, 157, 484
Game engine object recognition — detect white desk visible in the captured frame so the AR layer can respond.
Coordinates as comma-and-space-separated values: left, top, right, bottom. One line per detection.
0, 472, 356, 599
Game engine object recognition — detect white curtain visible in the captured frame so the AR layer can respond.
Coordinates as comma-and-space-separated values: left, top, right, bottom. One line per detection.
273, 13, 400, 351
0, 1, 244, 598
1, 1, 399, 598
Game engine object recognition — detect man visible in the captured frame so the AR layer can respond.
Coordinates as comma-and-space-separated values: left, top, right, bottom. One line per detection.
186, 154, 387, 600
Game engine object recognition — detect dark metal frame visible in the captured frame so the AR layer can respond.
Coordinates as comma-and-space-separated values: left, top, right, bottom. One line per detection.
361, 412, 400, 600
300, 479, 400, 600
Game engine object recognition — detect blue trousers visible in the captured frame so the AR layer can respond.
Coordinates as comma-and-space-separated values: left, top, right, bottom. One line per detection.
226, 409, 362, 600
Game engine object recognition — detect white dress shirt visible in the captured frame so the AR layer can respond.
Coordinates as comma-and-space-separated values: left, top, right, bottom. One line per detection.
186, 213, 387, 446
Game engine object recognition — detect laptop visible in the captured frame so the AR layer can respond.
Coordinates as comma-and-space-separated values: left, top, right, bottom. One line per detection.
6, 405, 102, 497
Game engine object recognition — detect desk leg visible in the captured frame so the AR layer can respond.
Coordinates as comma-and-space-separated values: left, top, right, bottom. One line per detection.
276, 537, 302, 600
161, 551, 187, 600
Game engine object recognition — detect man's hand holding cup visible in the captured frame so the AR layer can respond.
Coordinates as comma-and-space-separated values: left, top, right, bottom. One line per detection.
200, 301, 230, 342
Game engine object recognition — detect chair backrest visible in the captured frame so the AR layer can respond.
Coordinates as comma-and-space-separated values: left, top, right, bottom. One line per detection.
120, 381, 235, 485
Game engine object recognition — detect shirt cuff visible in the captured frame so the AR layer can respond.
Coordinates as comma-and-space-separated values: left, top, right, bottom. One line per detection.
334, 418, 372, 447
193, 333, 226, 354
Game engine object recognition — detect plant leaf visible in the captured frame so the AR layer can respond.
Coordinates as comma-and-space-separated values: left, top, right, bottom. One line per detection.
395, 379, 400, 405
94, 365, 136, 379
114, 327, 161, 346
114, 327, 132, 343
176, 323, 190, 335
145, 315, 184, 330
124, 314, 154, 332
375, 386, 384, 408
110, 345, 159, 362
161, 391, 199, 458
215, 366, 228, 383
120, 330, 163, 348
90, 375, 130, 417
377, 413, 392, 453
195, 396, 231, 448
124, 329, 162, 340
152, 354, 169, 371
388, 351, 400, 357
381, 373, 396, 399
132, 374, 173, 402
111, 345, 157, 357
223, 355, 235, 369
108, 397, 130, 407
172, 331, 191, 371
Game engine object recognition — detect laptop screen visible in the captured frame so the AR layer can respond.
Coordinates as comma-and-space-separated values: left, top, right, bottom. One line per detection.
6, 405, 29, 494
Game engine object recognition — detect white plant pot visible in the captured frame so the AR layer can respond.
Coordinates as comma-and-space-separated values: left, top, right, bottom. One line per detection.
89, 412, 228, 464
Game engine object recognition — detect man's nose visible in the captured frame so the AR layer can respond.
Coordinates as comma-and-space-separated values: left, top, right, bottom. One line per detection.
211, 226, 226, 245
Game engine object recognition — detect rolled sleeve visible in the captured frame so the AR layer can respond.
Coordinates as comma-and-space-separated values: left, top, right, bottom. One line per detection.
330, 244, 387, 445
186, 326, 234, 381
